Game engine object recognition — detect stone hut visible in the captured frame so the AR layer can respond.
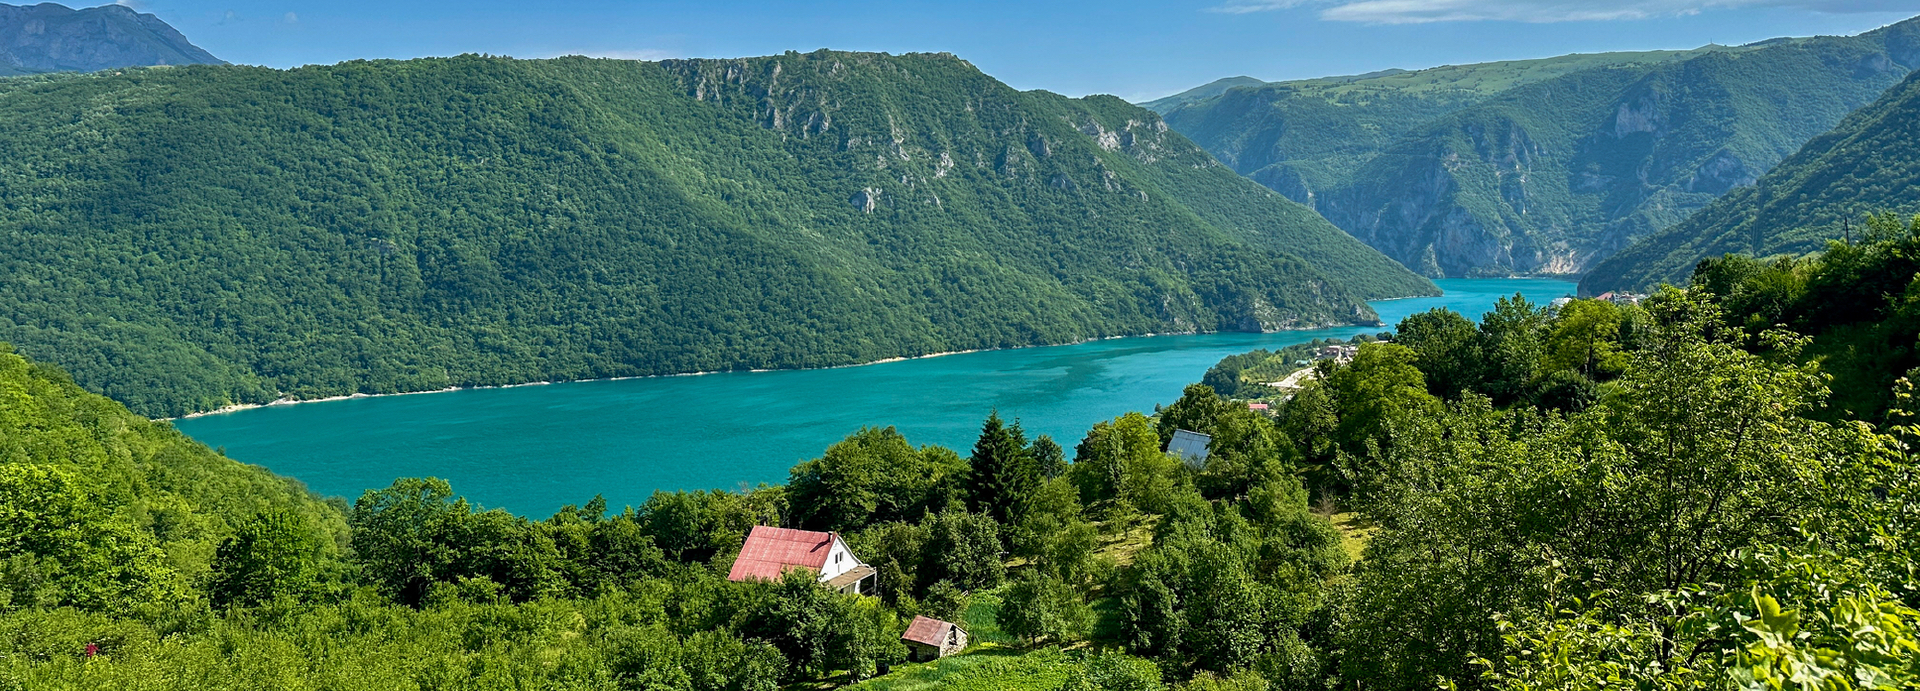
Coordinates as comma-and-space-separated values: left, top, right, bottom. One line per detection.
901, 615, 967, 661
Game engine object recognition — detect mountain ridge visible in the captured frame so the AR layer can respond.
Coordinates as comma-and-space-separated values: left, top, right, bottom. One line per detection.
0, 2, 220, 75
0, 51, 1431, 417
1581, 68, 1920, 293
1155, 18, 1920, 278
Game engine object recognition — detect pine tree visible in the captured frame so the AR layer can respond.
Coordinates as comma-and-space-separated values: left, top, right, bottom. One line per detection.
968, 411, 1039, 526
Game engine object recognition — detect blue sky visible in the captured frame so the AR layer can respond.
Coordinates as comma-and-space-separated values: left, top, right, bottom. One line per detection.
120, 0, 1920, 101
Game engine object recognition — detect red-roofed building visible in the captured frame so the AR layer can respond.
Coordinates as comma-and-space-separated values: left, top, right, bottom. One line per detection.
726, 525, 876, 595
901, 615, 968, 661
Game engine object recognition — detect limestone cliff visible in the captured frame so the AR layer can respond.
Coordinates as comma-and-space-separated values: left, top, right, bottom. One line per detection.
0, 3, 220, 76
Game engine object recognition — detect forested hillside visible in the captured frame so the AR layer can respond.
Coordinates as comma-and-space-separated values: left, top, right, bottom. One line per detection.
1585, 69, 1920, 294
1156, 18, 1920, 277
4, 223, 1916, 687
0, 51, 1432, 417
0, 343, 344, 613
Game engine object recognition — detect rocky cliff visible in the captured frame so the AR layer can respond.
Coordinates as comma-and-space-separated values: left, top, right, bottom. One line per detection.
0, 3, 220, 76
1158, 18, 1920, 278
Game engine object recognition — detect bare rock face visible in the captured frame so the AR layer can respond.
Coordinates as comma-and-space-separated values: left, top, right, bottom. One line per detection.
0, 3, 221, 76
850, 188, 880, 213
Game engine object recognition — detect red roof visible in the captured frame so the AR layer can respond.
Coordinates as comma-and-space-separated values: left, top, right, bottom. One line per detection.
902, 616, 958, 647
727, 526, 836, 582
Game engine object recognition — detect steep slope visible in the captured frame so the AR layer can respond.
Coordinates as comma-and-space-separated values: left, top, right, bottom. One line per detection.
1153, 48, 1729, 209
0, 52, 1431, 417
1159, 18, 1920, 277
1583, 69, 1920, 293
0, 343, 346, 608
0, 2, 220, 76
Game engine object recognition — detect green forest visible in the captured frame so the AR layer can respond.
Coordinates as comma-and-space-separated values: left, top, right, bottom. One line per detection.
1585, 66, 1920, 294
5, 217, 1919, 689
0, 51, 1432, 419
1156, 18, 1920, 278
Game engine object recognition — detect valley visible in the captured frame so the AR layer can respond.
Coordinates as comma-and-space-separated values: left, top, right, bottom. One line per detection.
1151, 19, 1920, 278
3, 4, 1920, 690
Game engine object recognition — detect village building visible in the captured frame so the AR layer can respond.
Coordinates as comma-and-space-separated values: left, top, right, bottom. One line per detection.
1314, 343, 1358, 363
901, 616, 968, 661
1167, 429, 1211, 468
726, 525, 877, 595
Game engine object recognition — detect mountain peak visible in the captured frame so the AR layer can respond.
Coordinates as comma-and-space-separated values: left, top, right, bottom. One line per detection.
0, 2, 222, 76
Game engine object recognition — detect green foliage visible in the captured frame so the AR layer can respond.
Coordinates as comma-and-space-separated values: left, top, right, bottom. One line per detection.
921, 510, 1006, 593
207, 511, 321, 608
0, 345, 341, 613
969, 412, 1040, 527
847, 647, 1088, 691
1631, 216, 1920, 422
1071, 412, 1182, 517
733, 569, 904, 681
1165, 21, 1920, 278
0, 52, 1430, 418
1066, 651, 1169, 691
1113, 482, 1344, 676
1395, 308, 1483, 399
7, 255, 1920, 690
637, 488, 782, 565
349, 477, 566, 606
787, 427, 965, 534
1156, 384, 1242, 443
0, 464, 181, 611
1332, 289, 1863, 689
997, 570, 1094, 645
1587, 66, 1920, 294
1480, 549, 1920, 691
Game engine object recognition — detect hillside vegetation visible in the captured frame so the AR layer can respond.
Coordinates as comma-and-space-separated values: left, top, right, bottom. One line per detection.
0, 343, 344, 613
1156, 19, 1920, 277
0, 51, 1432, 417
3, 231, 1916, 688
1585, 69, 1920, 293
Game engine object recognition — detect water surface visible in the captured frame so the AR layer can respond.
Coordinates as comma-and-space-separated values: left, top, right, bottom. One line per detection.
176, 278, 1573, 515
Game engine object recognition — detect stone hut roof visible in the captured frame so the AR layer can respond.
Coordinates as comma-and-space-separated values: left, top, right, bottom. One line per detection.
902, 615, 960, 647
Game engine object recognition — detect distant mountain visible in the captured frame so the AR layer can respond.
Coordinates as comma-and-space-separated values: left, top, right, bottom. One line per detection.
0, 51, 1432, 417
1582, 69, 1920, 294
1138, 76, 1267, 113
1158, 19, 1920, 278
0, 3, 220, 75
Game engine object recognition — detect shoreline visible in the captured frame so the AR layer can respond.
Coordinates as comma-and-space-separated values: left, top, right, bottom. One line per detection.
170, 346, 991, 420
158, 278, 1612, 420
166, 318, 1382, 421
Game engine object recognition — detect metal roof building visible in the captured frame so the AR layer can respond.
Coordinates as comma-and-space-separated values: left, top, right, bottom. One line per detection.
1168, 429, 1211, 468
726, 525, 876, 595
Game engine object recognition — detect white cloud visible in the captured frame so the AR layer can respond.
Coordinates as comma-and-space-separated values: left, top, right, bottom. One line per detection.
283, 12, 298, 24
547, 49, 676, 61
1210, 0, 1920, 22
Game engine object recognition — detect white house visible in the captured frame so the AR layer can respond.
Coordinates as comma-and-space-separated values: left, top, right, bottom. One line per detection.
726, 525, 877, 595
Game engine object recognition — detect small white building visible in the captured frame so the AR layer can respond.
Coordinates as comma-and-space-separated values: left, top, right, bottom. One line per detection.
726, 525, 876, 595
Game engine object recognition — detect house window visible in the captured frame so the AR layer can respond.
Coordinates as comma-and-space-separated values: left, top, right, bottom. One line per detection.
835, 553, 843, 564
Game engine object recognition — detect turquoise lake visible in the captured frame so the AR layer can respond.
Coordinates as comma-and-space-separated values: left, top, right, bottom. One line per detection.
174, 278, 1574, 515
